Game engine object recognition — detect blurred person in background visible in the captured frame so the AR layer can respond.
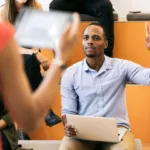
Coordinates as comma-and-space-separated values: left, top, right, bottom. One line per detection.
50, 0, 114, 57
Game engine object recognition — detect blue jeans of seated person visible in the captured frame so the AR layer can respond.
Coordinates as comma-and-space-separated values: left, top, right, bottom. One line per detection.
49, 0, 114, 57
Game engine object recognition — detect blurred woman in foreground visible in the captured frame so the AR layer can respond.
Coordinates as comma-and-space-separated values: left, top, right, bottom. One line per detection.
0, 13, 80, 132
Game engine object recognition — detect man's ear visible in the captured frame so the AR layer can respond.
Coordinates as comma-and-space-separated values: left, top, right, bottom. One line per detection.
104, 40, 108, 49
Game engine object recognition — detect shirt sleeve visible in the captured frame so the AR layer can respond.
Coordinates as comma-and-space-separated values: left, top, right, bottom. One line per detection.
126, 60, 150, 85
61, 69, 78, 116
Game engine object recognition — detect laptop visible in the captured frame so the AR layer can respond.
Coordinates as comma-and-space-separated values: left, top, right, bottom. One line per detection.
66, 114, 127, 143
14, 8, 72, 49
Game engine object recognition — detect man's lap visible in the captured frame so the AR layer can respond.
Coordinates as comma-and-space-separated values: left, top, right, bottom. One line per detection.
59, 136, 97, 150
59, 128, 136, 150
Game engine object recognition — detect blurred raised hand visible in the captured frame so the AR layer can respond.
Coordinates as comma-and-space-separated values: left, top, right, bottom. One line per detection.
145, 22, 150, 50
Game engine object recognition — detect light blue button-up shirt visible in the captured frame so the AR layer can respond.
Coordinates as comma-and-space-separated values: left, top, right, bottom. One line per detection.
61, 56, 150, 129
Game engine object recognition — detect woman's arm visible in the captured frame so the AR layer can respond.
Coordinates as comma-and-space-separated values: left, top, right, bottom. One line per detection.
34, 2, 50, 70
20, 3, 50, 71
0, 120, 7, 130
20, 47, 50, 71
0, 13, 79, 132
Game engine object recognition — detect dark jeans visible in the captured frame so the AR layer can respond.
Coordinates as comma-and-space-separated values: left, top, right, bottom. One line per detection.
50, 0, 114, 57
2, 132, 12, 150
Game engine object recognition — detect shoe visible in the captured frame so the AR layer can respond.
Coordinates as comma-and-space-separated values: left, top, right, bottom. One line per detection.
17, 129, 30, 140
44, 109, 62, 127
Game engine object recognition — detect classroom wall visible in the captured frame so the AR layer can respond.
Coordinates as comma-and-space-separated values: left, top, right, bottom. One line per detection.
111, 0, 150, 18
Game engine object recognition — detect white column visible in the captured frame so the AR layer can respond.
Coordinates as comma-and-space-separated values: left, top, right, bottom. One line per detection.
110, 0, 133, 18
131, 0, 150, 12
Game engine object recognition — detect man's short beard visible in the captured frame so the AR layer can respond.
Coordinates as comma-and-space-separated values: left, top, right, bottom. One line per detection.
86, 54, 96, 58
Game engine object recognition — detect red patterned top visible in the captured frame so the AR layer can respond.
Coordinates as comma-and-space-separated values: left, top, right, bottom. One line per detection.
0, 22, 15, 51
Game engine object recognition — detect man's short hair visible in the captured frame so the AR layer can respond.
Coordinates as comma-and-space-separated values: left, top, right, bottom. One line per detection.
83, 22, 108, 40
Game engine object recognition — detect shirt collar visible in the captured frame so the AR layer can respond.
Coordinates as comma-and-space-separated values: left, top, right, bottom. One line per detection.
83, 55, 113, 72
104, 55, 113, 70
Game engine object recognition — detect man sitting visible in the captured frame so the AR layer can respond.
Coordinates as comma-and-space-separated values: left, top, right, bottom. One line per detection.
59, 22, 150, 150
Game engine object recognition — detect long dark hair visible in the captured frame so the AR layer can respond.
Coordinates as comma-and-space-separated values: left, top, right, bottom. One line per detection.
4, 0, 37, 24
